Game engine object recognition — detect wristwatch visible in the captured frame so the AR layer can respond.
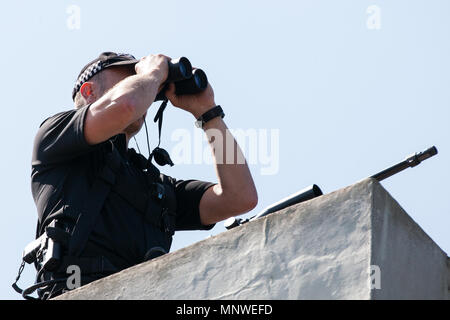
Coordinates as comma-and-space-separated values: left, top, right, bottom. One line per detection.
195, 105, 225, 128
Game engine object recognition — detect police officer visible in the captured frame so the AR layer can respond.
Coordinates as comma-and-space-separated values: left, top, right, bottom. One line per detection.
31, 52, 258, 299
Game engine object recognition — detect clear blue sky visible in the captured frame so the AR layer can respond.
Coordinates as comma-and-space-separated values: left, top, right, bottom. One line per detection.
1, 0, 449, 299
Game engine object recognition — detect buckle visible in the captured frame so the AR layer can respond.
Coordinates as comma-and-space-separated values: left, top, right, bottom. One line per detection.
150, 183, 165, 201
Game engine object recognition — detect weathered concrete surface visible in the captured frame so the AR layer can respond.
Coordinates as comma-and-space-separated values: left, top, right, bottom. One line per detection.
448, 257, 450, 296
56, 178, 448, 300
370, 182, 448, 299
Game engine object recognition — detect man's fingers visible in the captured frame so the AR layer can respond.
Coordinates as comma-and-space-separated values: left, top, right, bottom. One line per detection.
167, 82, 176, 93
160, 54, 172, 60
157, 83, 166, 93
165, 83, 176, 98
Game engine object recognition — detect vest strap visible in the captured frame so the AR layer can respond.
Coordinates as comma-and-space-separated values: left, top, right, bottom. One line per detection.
68, 142, 121, 257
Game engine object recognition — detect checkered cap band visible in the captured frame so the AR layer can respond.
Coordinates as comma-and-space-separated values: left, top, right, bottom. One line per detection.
71, 53, 137, 100
72, 60, 104, 100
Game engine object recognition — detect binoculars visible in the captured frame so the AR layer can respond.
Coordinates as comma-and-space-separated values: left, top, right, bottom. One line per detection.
155, 57, 208, 101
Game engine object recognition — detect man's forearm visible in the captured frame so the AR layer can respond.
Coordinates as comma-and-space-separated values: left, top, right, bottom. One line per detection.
200, 116, 258, 222
85, 72, 162, 145
165, 81, 258, 224
101, 73, 161, 121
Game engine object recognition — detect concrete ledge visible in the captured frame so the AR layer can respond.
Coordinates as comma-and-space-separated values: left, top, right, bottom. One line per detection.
56, 178, 448, 300
370, 181, 448, 299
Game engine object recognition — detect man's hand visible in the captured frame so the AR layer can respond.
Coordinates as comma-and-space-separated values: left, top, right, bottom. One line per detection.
135, 54, 171, 87
165, 80, 216, 119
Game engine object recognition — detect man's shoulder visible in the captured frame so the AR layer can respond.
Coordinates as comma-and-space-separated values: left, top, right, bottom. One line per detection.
32, 106, 97, 168
38, 108, 81, 129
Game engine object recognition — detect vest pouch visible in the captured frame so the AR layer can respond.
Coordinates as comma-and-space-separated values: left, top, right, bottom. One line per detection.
159, 177, 177, 237
145, 183, 165, 230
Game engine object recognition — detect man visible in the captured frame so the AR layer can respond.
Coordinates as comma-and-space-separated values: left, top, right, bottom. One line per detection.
31, 52, 258, 299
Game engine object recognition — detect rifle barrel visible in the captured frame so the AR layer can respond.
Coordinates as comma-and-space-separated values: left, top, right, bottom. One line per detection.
370, 146, 438, 182
251, 184, 323, 221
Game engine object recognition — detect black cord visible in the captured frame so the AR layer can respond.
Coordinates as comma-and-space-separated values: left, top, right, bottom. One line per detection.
143, 119, 151, 158
133, 136, 141, 154
11, 261, 25, 294
22, 278, 67, 300
46, 282, 59, 300
16, 266, 66, 300
153, 99, 168, 148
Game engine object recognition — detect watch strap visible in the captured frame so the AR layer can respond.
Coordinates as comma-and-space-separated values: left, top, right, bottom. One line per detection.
195, 105, 225, 128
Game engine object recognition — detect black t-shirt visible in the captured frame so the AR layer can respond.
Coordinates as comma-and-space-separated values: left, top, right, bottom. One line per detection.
31, 105, 215, 270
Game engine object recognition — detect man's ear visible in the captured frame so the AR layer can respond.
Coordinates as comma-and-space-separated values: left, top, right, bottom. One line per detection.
80, 82, 95, 102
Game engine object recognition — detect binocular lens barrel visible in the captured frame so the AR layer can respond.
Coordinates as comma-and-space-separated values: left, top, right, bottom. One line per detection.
167, 57, 192, 82
154, 57, 208, 101
175, 69, 208, 95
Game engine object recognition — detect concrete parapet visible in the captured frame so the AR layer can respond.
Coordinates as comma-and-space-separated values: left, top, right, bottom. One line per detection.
57, 178, 448, 300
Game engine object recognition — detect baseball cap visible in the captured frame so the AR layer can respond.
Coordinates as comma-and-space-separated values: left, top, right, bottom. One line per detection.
72, 52, 138, 100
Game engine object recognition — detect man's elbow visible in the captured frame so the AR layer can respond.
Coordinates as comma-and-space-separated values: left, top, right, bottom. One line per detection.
233, 189, 258, 214
200, 188, 258, 225
245, 190, 259, 211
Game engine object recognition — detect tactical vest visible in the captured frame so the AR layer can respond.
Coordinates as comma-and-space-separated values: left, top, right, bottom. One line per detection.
14, 141, 177, 299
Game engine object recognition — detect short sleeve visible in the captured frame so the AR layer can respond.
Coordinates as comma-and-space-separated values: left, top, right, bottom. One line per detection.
172, 179, 217, 231
32, 105, 94, 167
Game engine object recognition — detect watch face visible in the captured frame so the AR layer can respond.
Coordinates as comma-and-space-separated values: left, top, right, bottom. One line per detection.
195, 120, 203, 128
